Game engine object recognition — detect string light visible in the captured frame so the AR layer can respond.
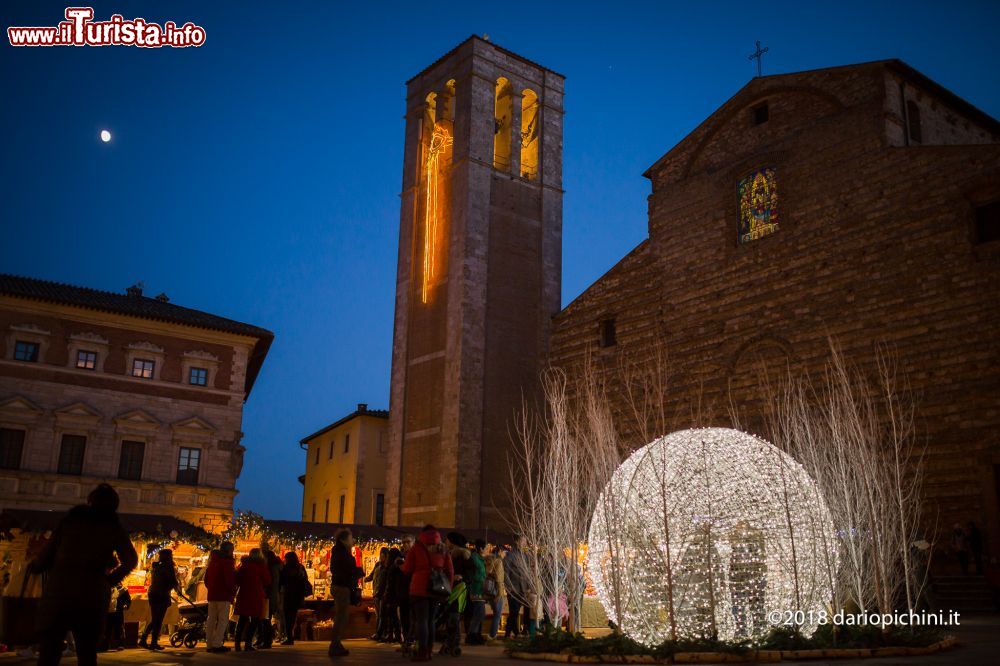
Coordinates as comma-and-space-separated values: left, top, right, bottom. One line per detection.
421, 122, 452, 304
587, 428, 837, 645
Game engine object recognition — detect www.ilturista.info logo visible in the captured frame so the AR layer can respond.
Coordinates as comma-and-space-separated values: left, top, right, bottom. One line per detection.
8, 7, 206, 48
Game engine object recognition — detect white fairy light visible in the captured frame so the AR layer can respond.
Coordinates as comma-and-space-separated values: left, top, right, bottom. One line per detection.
587, 428, 837, 645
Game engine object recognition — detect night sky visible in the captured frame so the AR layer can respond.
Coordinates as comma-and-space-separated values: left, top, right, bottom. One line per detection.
3, 1, 998, 519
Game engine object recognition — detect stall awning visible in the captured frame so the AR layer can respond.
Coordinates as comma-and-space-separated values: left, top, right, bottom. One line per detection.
0, 508, 215, 544
261, 519, 513, 545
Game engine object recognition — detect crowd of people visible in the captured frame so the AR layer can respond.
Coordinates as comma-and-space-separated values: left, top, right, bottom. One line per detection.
23, 482, 557, 664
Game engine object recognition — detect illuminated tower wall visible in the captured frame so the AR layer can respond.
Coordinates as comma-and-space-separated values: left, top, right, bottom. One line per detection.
385, 37, 564, 529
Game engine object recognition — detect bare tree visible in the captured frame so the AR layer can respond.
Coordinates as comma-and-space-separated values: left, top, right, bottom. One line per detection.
753, 339, 930, 621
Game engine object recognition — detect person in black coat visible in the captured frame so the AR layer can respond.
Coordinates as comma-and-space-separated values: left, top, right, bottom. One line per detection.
139, 549, 181, 650
277, 552, 311, 645
105, 581, 131, 651
328, 529, 363, 658
379, 548, 403, 643
29, 483, 138, 666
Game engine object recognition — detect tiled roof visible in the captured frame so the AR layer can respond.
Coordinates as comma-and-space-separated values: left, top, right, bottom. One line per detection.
0, 273, 273, 396
299, 404, 388, 444
0, 274, 272, 339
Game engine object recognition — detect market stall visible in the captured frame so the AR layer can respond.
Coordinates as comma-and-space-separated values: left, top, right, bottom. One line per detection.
221, 513, 513, 640
0, 508, 217, 647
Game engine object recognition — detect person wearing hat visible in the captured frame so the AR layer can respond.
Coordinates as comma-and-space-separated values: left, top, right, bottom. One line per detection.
401, 525, 453, 662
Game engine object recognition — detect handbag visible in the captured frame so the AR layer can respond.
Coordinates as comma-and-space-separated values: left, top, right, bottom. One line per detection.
420, 542, 451, 598
483, 574, 498, 600
299, 565, 314, 598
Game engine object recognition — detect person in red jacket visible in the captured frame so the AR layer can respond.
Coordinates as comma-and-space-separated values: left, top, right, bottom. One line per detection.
204, 542, 237, 653
234, 548, 272, 651
401, 525, 453, 663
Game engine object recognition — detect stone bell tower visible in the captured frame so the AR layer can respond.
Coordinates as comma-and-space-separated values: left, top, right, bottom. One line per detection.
384, 36, 564, 529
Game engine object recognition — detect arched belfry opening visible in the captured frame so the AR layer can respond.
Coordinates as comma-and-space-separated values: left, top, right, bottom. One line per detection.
520, 88, 540, 180
494, 77, 513, 171
418, 88, 454, 304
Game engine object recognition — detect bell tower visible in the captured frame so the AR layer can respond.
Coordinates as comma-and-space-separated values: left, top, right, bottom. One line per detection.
385, 37, 564, 529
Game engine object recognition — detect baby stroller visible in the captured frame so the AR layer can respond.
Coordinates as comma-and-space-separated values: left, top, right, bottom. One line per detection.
435, 581, 467, 657
170, 601, 208, 648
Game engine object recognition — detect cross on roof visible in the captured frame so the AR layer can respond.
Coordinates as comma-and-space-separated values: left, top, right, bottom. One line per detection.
748, 40, 769, 78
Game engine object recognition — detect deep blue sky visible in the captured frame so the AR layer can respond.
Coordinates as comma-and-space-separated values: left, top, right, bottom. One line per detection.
3, 1, 998, 519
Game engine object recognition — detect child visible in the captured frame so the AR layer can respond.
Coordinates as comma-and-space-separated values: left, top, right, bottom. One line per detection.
439, 580, 467, 656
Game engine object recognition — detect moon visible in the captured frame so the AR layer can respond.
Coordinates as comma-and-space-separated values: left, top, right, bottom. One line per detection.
100, 130, 112, 143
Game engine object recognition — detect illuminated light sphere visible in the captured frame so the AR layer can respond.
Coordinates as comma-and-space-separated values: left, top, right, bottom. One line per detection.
100, 129, 112, 142
587, 428, 836, 645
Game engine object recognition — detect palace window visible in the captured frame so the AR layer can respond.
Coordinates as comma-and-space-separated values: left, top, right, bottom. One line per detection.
324, 498, 330, 522
177, 447, 200, 486
975, 200, 1000, 244
344, 433, 350, 454
131, 358, 155, 379
76, 350, 97, 370
57, 434, 86, 475
328, 440, 334, 459
906, 100, 922, 144
338, 494, 346, 523
374, 493, 385, 526
118, 440, 145, 480
188, 367, 208, 386
311, 503, 317, 522
13, 341, 39, 362
315, 445, 320, 465
0, 428, 25, 470
599, 318, 617, 348
738, 167, 779, 244
752, 102, 769, 125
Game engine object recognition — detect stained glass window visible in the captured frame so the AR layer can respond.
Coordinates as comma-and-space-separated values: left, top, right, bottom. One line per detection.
738, 167, 779, 244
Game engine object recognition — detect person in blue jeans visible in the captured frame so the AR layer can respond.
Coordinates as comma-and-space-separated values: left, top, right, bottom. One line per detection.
484, 544, 506, 640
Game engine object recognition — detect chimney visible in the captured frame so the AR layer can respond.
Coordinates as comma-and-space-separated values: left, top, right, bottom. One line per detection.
125, 281, 144, 297
155, 292, 170, 303
357, 403, 368, 413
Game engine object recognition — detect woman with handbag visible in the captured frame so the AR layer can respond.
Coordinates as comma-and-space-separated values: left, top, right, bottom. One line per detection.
484, 544, 506, 641
401, 525, 453, 663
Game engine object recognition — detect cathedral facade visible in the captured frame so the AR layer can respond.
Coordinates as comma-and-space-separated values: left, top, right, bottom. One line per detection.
550, 60, 1000, 545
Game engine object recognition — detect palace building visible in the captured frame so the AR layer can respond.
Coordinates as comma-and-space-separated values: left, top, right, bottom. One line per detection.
0, 275, 273, 532
299, 403, 389, 526
386, 37, 1000, 548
